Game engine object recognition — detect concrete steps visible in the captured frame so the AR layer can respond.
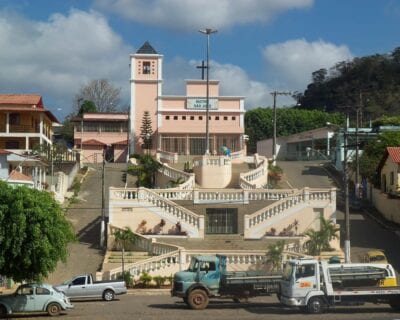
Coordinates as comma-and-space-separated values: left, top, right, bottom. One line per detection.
106, 251, 150, 264
154, 236, 282, 251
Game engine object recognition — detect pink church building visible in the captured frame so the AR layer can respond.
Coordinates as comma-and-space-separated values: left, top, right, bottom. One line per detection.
130, 41, 246, 156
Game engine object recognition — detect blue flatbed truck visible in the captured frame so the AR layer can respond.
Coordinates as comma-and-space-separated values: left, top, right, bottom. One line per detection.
171, 255, 282, 309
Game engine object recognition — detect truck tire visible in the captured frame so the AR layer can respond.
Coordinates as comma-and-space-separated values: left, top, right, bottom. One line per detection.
103, 289, 115, 301
47, 302, 61, 316
306, 297, 325, 314
187, 289, 209, 310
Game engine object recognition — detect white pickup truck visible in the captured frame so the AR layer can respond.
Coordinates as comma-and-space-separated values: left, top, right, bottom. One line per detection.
55, 274, 127, 301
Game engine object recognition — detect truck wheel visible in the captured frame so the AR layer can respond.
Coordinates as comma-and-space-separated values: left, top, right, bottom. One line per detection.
306, 297, 325, 314
0, 305, 7, 318
47, 303, 61, 316
103, 289, 115, 301
187, 289, 209, 310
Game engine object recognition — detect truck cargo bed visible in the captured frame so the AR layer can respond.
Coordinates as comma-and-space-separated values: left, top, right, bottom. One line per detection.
219, 272, 282, 297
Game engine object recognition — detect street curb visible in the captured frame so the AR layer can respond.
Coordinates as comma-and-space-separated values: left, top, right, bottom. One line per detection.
127, 288, 171, 296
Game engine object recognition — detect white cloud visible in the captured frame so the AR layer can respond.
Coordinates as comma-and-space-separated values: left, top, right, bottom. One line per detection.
162, 58, 278, 109
262, 39, 353, 92
0, 9, 133, 118
94, 0, 313, 30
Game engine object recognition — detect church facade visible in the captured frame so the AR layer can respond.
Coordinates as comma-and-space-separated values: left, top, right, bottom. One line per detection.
129, 41, 245, 156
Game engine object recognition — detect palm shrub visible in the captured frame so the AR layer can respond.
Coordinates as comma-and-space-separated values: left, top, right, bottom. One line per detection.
139, 272, 152, 287
266, 240, 285, 270
113, 227, 137, 275
153, 275, 166, 288
304, 216, 339, 256
118, 271, 133, 288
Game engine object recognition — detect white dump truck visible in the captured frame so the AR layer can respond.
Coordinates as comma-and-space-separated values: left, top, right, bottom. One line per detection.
280, 258, 400, 313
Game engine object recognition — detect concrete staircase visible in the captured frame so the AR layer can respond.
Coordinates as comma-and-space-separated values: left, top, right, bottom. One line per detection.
153, 235, 285, 251
102, 251, 151, 272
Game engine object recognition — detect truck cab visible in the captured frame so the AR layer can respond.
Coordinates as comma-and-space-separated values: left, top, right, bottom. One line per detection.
172, 255, 282, 310
280, 258, 400, 314
172, 255, 222, 301
280, 259, 324, 310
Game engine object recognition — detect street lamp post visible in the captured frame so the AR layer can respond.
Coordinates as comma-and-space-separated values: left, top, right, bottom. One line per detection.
270, 91, 291, 164
199, 28, 217, 155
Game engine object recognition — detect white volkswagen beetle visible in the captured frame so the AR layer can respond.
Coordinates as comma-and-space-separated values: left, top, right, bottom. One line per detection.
0, 283, 74, 317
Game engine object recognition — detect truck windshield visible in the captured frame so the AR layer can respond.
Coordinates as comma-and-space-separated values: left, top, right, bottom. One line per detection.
282, 263, 294, 281
188, 259, 199, 272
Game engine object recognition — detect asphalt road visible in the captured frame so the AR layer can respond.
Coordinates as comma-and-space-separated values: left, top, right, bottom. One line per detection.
12, 294, 400, 320
277, 160, 400, 273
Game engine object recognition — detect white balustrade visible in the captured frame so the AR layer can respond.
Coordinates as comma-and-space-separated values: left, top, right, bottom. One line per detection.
156, 150, 178, 163
245, 188, 335, 232
158, 163, 195, 190
239, 157, 268, 189
193, 156, 231, 167
230, 149, 245, 160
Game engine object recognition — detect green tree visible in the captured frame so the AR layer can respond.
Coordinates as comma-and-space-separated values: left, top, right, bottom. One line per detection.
78, 100, 97, 116
140, 111, 153, 151
58, 113, 75, 146
297, 47, 400, 120
0, 181, 75, 282
113, 227, 137, 276
304, 216, 339, 256
244, 108, 344, 153
127, 154, 161, 188
357, 131, 400, 185
266, 240, 285, 270
73, 79, 121, 113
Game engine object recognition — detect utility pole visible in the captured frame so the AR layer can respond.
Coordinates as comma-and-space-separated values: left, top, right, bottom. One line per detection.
355, 98, 360, 199
78, 98, 83, 152
343, 116, 351, 263
270, 91, 291, 164
100, 148, 106, 248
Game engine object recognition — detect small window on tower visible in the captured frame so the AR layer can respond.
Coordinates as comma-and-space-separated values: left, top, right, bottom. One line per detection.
182, 116, 186, 120
165, 116, 170, 120
143, 61, 151, 74
190, 116, 195, 120
173, 116, 178, 120
199, 116, 203, 120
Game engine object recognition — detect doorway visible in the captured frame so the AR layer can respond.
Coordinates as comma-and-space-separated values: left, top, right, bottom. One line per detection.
206, 208, 238, 234
105, 145, 114, 162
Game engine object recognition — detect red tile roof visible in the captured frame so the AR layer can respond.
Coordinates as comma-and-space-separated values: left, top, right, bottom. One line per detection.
8, 170, 33, 182
0, 94, 43, 107
0, 94, 59, 123
387, 147, 400, 164
83, 139, 106, 146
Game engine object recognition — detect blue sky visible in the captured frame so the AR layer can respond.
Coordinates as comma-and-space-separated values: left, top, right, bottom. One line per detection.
0, 0, 398, 120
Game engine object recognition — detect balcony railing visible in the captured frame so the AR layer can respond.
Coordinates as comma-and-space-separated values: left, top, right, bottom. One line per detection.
0, 124, 40, 133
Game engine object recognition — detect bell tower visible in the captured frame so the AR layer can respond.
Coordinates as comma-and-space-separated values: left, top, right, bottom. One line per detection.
129, 41, 163, 154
